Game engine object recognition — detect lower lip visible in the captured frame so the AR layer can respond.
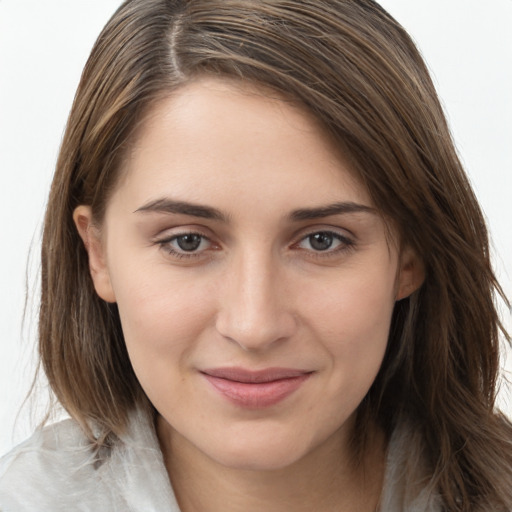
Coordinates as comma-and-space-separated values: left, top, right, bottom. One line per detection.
203, 374, 311, 409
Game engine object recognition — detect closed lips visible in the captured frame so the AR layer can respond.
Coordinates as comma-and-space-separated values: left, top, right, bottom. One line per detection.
201, 367, 313, 408
200, 367, 313, 383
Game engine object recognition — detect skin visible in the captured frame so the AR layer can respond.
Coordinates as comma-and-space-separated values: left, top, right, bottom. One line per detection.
75, 78, 423, 512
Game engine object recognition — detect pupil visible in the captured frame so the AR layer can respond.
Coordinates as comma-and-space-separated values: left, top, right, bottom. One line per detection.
310, 232, 333, 251
177, 234, 202, 252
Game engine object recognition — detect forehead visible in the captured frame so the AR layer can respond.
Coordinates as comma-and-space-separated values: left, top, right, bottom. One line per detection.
112, 77, 373, 217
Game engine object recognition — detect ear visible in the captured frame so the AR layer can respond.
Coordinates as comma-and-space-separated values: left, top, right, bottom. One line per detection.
73, 206, 116, 303
395, 245, 425, 301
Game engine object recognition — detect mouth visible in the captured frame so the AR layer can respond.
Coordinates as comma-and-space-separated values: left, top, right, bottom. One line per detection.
200, 367, 313, 408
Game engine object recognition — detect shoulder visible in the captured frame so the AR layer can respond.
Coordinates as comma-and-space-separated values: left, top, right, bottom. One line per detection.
0, 418, 110, 510
380, 420, 443, 512
0, 410, 179, 512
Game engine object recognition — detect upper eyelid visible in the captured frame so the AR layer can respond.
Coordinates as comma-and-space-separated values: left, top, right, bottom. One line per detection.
157, 233, 213, 249
153, 229, 212, 249
292, 226, 355, 243
153, 226, 213, 241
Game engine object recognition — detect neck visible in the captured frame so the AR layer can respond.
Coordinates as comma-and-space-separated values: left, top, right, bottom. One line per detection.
157, 415, 386, 512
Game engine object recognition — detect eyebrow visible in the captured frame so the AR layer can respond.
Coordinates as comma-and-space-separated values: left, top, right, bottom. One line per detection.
134, 198, 376, 223
134, 198, 228, 222
289, 202, 376, 221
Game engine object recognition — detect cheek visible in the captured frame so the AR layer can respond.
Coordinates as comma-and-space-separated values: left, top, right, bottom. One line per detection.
306, 262, 396, 337
110, 267, 219, 410
316, 281, 395, 426
106, 252, 217, 375
301, 264, 396, 382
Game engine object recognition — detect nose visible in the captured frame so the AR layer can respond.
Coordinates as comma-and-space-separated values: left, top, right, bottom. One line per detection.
215, 251, 297, 352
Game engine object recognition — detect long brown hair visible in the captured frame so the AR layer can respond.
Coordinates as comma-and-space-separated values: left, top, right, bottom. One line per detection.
39, 0, 511, 509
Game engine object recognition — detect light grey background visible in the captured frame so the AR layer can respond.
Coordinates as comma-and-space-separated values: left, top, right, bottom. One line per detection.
1, 0, 511, 455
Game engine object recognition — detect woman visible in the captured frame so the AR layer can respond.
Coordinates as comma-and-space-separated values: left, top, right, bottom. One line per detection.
1, 0, 511, 510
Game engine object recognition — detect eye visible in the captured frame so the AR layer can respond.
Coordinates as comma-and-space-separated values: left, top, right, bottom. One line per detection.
174, 233, 205, 252
296, 231, 353, 253
157, 232, 213, 258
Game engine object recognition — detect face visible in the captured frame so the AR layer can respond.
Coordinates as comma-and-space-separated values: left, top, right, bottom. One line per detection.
75, 78, 422, 471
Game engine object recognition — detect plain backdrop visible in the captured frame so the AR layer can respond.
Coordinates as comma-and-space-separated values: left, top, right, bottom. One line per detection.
0, 0, 511, 455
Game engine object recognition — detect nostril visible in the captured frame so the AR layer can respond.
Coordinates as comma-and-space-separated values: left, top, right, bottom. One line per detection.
215, 307, 297, 352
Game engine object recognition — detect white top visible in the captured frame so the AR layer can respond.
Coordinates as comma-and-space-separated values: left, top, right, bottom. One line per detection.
0, 409, 441, 511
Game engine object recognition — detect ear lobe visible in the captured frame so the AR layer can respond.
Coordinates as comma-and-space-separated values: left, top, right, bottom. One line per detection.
73, 206, 116, 303
395, 246, 425, 301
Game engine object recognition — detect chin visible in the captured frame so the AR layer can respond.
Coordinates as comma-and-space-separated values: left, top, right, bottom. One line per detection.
213, 449, 304, 472
204, 432, 313, 472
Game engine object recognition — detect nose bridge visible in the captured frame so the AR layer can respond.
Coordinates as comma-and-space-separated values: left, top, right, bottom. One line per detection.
215, 246, 295, 351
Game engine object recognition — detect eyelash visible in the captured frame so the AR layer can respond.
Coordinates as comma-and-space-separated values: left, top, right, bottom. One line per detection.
156, 231, 214, 260
155, 229, 355, 260
293, 230, 355, 258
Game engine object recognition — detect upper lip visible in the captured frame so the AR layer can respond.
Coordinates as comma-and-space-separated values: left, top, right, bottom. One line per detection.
201, 367, 312, 383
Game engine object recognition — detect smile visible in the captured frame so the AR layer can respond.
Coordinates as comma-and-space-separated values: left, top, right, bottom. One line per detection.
201, 367, 313, 409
